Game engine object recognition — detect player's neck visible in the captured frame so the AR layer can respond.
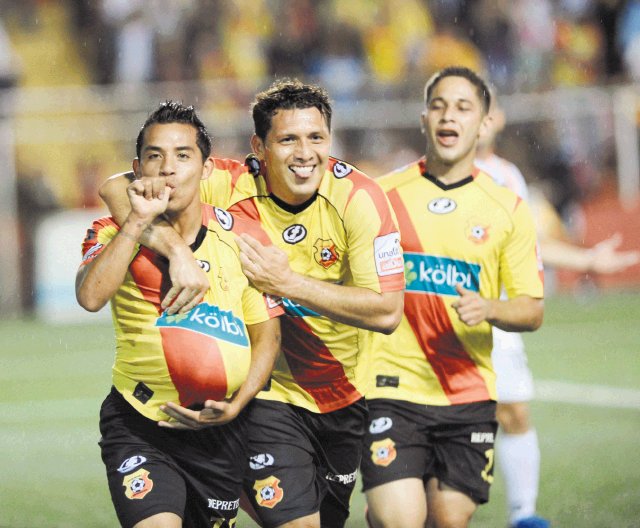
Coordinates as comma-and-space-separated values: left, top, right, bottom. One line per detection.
427, 155, 475, 186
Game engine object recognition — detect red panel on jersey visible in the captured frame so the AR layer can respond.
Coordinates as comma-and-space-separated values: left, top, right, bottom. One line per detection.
280, 316, 361, 413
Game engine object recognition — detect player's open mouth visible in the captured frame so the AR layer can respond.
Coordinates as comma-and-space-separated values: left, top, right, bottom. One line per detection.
436, 129, 459, 146
289, 165, 315, 178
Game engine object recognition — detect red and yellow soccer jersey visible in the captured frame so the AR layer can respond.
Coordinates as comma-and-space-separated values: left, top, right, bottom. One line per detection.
366, 159, 544, 406
80, 204, 283, 421
201, 157, 405, 413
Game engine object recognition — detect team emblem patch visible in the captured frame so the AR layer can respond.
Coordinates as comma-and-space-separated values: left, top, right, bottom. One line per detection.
214, 207, 234, 230
313, 239, 339, 268
428, 197, 457, 214
333, 161, 352, 178
122, 468, 153, 500
467, 222, 490, 244
370, 438, 397, 467
282, 224, 307, 244
117, 455, 147, 474
253, 476, 284, 508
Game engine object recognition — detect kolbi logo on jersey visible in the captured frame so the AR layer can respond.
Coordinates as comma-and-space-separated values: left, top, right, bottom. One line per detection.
156, 303, 249, 347
332, 161, 352, 179
313, 238, 339, 268
428, 197, 457, 214
404, 253, 480, 295
282, 224, 307, 244
214, 207, 234, 230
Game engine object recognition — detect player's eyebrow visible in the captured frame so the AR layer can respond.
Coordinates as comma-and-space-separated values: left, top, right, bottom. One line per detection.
143, 145, 195, 153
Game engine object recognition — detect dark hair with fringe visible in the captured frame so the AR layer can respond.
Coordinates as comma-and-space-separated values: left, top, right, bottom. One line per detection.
251, 79, 332, 140
136, 100, 212, 161
424, 66, 491, 114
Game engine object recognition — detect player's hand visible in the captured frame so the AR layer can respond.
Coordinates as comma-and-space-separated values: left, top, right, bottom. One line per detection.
158, 399, 241, 430
451, 284, 490, 326
161, 247, 209, 315
236, 233, 294, 297
589, 233, 640, 274
127, 178, 170, 222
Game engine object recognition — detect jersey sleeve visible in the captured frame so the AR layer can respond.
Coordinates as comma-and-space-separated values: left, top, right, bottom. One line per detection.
499, 198, 544, 299
79, 217, 138, 267
200, 158, 257, 208
343, 180, 405, 293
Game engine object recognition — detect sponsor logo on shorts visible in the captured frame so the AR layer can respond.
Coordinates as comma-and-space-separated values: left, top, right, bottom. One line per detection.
374, 232, 403, 277
333, 161, 352, 178
117, 455, 147, 474
122, 468, 153, 500
282, 224, 307, 244
325, 469, 358, 485
156, 303, 249, 347
370, 438, 397, 467
428, 197, 457, 214
208, 498, 240, 511
404, 253, 480, 295
253, 476, 284, 508
470, 432, 495, 444
313, 238, 339, 268
369, 417, 393, 434
249, 453, 275, 470
214, 207, 234, 230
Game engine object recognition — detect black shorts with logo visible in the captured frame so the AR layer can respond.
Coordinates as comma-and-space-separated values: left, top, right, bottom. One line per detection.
243, 398, 368, 528
360, 398, 497, 504
99, 387, 250, 528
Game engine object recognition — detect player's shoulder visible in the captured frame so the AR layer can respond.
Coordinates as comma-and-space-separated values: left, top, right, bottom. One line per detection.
474, 169, 526, 215
376, 159, 423, 191
202, 204, 270, 245
320, 157, 388, 202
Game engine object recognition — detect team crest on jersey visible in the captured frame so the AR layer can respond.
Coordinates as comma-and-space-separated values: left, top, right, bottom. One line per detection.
370, 438, 397, 467
117, 455, 147, 474
282, 224, 307, 244
313, 239, 339, 268
467, 222, 490, 244
253, 476, 284, 508
122, 468, 153, 500
332, 161, 352, 179
214, 207, 234, 230
428, 197, 457, 214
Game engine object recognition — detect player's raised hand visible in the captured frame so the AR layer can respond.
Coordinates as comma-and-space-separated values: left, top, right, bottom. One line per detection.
589, 233, 640, 274
236, 233, 294, 297
158, 398, 241, 430
451, 283, 491, 326
127, 178, 170, 222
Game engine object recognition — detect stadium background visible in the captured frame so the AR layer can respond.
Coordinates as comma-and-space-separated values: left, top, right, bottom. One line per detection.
0, 1, 638, 526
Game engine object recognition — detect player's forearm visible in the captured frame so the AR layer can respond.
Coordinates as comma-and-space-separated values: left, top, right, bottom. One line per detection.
540, 238, 594, 272
100, 172, 191, 259
283, 275, 404, 334
234, 319, 281, 409
76, 214, 148, 311
486, 296, 544, 332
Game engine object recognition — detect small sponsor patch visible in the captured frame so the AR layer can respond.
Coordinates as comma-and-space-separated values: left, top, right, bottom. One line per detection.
207, 497, 240, 511
117, 455, 147, 474
122, 468, 153, 500
249, 453, 275, 470
370, 438, 397, 467
132, 382, 153, 404
325, 470, 357, 485
428, 197, 457, 214
333, 161, 352, 179
253, 476, 284, 508
376, 375, 399, 388
82, 243, 103, 262
470, 432, 495, 444
369, 417, 393, 434
374, 232, 403, 276
214, 207, 234, 230
197, 259, 211, 272
282, 224, 307, 244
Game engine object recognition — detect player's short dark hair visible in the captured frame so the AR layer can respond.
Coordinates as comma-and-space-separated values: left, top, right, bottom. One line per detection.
424, 67, 491, 114
136, 101, 212, 161
251, 79, 332, 140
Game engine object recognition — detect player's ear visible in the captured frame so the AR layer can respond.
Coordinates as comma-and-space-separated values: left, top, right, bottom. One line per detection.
478, 113, 493, 139
250, 134, 265, 160
201, 156, 214, 181
132, 158, 141, 178
420, 111, 427, 136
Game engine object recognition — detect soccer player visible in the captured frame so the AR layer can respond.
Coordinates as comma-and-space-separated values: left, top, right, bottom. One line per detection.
360, 66, 544, 528
99, 80, 405, 528
475, 97, 640, 528
76, 101, 282, 528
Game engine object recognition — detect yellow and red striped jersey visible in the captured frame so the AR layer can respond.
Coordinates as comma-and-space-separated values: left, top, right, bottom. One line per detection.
366, 159, 543, 406
201, 157, 405, 413
80, 204, 283, 421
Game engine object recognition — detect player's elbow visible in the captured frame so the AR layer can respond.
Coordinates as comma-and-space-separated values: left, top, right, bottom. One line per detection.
521, 302, 544, 332
371, 295, 404, 334
76, 288, 107, 313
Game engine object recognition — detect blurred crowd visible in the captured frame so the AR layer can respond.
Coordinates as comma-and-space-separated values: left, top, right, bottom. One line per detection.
2, 0, 637, 96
